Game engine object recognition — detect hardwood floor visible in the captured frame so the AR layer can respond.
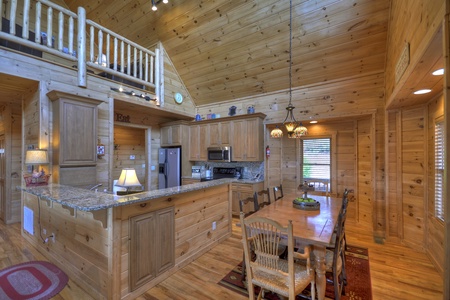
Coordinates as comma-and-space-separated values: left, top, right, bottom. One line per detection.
0, 218, 443, 300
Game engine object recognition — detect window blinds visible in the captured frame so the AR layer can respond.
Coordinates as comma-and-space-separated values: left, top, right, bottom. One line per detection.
302, 138, 331, 180
435, 121, 444, 221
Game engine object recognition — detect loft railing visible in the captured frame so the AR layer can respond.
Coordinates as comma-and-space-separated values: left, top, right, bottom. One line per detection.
0, 0, 162, 102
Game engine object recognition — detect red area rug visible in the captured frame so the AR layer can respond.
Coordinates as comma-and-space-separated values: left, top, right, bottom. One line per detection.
0, 261, 68, 300
218, 245, 372, 299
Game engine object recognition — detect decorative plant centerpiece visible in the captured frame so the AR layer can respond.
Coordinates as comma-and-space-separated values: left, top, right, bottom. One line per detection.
293, 197, 320, 211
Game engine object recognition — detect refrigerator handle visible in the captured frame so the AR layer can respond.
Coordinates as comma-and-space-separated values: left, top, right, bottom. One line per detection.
164, 163, 168, 176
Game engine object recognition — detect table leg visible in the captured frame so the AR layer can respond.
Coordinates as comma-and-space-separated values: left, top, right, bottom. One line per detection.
313, 245, 327, 300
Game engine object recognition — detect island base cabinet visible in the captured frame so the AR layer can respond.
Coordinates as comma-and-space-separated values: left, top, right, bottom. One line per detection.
231, 182, 263, 215
129, 207, 175, 292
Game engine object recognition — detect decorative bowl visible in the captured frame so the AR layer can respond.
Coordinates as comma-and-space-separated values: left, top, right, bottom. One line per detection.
292, 198, 320, 211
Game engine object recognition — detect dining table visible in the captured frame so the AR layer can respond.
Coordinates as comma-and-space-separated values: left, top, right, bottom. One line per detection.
246, 193, 342, 300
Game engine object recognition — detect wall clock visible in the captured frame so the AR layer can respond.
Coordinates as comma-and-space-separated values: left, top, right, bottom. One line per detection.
174, 92, 183, 104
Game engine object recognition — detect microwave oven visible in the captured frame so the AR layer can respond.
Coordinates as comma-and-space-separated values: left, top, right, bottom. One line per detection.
207, 146, 232, 162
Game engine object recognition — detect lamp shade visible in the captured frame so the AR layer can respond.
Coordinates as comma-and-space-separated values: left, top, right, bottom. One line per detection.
115, 168, 141, 187
25, 149, 49, 164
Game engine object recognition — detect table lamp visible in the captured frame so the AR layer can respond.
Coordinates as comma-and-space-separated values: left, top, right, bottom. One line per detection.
24, 149, 50, 186
115, 168, 142, 195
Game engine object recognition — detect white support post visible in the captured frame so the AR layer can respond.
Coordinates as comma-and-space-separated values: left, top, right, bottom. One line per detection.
127, 44, 131, 75
120, 41, 124, 72
10, 0, 17, 35
98, 29, 103, 65
155, 48, 161, 105
58, 11, 64, 51
77, 7, 87, 87
90, 25, 94, 62
35, 2, 41, 43
22, 0, 30, 40
68, 16, 74, 54
46, 7, 52, 47
114, 37, 118, 71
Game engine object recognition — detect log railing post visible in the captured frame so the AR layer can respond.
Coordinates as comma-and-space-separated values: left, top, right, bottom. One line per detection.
155, 46, 160, 105
77, 7, 87, 87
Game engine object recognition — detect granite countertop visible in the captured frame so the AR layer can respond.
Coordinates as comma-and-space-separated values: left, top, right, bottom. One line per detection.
19, 178, 234, 212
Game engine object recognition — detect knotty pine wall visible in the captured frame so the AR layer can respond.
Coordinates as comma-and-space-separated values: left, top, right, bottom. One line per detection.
384, 0, 446, 272
113, 126, 146, 188
0, 101, 23, 224
385, 0, 445, 102
197, 73, 385, 236
427, 94, 444, 273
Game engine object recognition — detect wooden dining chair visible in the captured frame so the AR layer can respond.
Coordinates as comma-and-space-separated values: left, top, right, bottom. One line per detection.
272, 184, 284, 201
238, 192, 260, 218
325, 198, 348, 300
240, 213, 315, 300
256, 188, 271, 208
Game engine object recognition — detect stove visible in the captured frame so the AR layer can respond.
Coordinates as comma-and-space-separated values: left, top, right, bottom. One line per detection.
200, 167, 242, 181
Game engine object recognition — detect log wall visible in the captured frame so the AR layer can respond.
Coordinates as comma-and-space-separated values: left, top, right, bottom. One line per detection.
426, 94, 445, 273
198, 73, 384, 234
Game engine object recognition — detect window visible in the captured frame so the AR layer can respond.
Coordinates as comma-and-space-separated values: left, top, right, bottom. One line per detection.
435, 120, 444, 221
301, 138, 331, 191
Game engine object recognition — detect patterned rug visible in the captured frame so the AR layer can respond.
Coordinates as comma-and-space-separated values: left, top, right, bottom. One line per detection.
0, 261, 68, 300
218, 245, 372, 299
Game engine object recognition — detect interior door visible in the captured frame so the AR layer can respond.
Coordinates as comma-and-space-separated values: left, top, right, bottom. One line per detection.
0, 135, 5, 221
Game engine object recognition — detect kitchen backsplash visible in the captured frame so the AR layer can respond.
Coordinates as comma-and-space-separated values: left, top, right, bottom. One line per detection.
194, 161, 264, 180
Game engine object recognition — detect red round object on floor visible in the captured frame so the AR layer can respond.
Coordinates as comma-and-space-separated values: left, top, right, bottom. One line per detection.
0, 261, 68, 300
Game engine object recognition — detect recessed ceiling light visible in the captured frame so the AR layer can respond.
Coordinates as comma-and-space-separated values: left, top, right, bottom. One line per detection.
310, 120, 318, 124
432, 68, 444, 76
413, 89, 432, 95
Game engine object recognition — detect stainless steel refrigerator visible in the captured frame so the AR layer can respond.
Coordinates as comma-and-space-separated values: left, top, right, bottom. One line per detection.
158, 147, 181, 189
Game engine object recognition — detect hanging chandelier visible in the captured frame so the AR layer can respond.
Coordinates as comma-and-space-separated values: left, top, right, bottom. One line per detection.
270, 0, 307, 139
151, 0, 169, 11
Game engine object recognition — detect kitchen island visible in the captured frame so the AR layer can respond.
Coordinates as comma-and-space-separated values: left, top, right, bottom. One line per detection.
20, 179, 232, 300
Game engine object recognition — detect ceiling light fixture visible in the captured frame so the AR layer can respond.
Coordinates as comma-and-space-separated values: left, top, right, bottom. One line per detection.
151, 0, 169, 11
413, 89, 432, 95
432, 68, 444, 76
270, 0, 307, 139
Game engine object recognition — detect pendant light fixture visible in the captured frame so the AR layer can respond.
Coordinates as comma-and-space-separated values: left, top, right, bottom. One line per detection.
270, 0, 307, 139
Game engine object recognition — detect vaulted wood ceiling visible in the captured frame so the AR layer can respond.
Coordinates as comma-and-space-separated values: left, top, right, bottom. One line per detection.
60, 0, 391, 106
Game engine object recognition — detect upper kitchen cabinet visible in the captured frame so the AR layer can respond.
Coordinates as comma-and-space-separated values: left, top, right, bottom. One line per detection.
231, 114, 265, 161
209, 121, 231, 147
48, 91, 102, 167
189, 123, 209, 161
160, 122, 190, 147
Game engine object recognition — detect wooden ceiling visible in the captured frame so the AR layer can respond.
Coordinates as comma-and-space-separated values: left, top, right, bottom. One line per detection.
61, 0, 392, 106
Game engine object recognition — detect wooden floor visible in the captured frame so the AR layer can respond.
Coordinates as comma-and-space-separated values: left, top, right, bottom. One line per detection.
0, 217, 443, 300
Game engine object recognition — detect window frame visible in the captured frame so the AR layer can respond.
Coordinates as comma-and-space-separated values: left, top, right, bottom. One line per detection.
434, 117, 445, 222
299, 136, 334, 193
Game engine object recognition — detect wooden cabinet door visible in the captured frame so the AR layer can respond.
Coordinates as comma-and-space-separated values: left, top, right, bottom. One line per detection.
231, 118, 263, 161
243, 118, 263, 161
155, 207, 175, 275
190, 124, 208, 161
129, 207, 174, 291
209, 122, 231, 147
199, 124, 209, 160
161, 125, 182, 146
189, 125, 200, 160
48, 91, 102, 167
161, 126, 171, 146
209, 123, 220, 147
129, 212, 157, 291
220, 121, 231, 145
231, 119, 246, 161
